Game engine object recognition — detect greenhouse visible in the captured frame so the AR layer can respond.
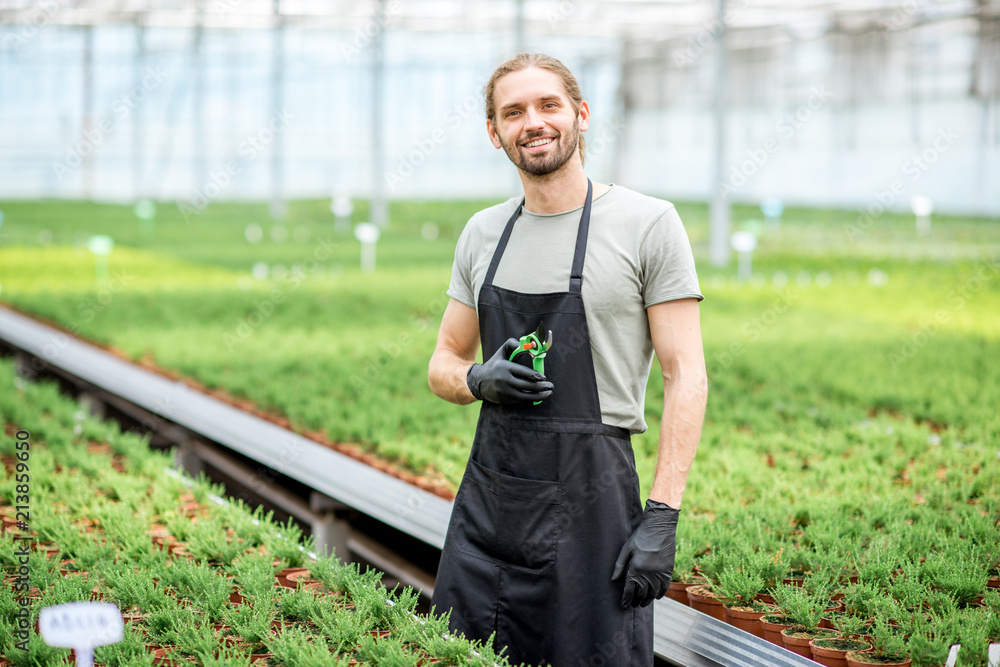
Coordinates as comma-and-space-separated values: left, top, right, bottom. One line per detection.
1, 0, 999, 666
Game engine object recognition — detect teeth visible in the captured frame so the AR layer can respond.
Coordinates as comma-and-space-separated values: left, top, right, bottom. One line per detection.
525, 137, 553, 148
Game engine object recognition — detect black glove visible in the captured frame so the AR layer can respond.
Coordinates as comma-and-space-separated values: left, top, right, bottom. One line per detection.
466, 338, 554, 405
611, 499, 680, 609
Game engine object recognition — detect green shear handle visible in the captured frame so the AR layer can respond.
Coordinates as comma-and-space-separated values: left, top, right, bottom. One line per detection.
508, 321, 553, 406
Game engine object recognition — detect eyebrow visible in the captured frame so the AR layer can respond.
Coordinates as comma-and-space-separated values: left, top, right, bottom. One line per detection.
499, 95, 563, 114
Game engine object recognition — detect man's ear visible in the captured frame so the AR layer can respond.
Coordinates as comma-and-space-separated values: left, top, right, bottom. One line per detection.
487, 119, 503, 149
578, 100, 591, 133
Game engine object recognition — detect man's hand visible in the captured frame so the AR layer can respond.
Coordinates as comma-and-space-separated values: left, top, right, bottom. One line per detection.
611, 499, 680, 608
467, 338, 554, 404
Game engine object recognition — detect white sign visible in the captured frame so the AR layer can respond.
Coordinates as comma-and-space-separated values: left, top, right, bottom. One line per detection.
354, 222, 380, 272
40, 602, 123, 667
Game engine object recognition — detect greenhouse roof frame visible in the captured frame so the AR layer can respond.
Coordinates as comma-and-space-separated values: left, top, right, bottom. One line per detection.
0, 0, 993, 43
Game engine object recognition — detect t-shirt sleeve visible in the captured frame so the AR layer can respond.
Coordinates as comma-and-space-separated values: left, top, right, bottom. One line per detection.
446, 220, 477, 309
640, 205, 704, 307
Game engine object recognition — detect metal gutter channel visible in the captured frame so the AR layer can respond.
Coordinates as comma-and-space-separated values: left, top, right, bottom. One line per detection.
1, 304, 820, 667
655, 598, 818, 667
0, 305, 452, 550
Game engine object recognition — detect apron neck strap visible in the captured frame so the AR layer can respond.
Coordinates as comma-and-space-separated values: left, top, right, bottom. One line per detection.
483, 178, 594, 294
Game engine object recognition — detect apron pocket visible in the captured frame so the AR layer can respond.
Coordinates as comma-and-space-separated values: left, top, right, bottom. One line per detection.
456, 459, 563, 573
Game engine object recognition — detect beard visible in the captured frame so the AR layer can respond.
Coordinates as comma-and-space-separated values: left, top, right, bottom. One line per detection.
498, 117, 580, 176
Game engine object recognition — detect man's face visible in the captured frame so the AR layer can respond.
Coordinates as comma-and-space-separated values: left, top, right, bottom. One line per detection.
488, 67, 589, 177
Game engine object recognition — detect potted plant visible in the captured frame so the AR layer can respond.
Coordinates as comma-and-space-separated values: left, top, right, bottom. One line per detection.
811, 612, 873, 667
773, 584, 838, 658
685, 550, 728, 621
715, 562, 770, 638
667, 539, 705, 605
846, 615, 910, 667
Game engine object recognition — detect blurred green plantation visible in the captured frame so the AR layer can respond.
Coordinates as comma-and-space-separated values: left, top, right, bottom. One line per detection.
0, 197, 998, 514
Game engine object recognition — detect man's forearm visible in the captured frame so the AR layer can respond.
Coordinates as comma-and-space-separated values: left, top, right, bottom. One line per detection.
648, 365, 707, 508
428, 350, 478, 405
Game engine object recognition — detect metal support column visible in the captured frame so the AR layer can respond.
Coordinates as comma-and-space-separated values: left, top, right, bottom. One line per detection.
175, 436, 206, 478
309, 491, 351, 562
708, 0, 730, 267
134, 21, 146, 199
81, 25, 94, 198
370, 0, 388, 228
270, 0, 287, 220
192, 4, 206, 197
77, 391, 106, 419
514, 0, 525, 54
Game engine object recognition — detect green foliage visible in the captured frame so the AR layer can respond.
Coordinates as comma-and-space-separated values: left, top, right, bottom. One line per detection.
262, 516, 316, 568
715, 562, 765, 609
269, 626, 353, 666
771, 584, 825, 629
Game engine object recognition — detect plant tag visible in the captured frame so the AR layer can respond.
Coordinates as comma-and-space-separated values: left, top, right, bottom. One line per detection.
945, 644, 960, 667
987, 643, 999, 667
40, 602, 123, 667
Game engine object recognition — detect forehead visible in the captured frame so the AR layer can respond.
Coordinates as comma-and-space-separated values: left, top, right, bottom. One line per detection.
494, 66, 571, 110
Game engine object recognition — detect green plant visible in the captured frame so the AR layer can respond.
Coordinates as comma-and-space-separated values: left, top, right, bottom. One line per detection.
98, 561, 172, 612
94, 623, 156, 667
867, 603, 908, 662
715, 563, 765, 609
831, 610, 868, 640
145, 603, 190, 644
225, 551, 277, 602
923, 551, 988, 607
262, 517, 316, 568
161, 559, 234, 623
771, 584, 824, 629
311, 603, 366, 655
355, 632, 421, 666
186, 515, 248, 564
269, 626, 353, 666
670, 538, 700, 583
169, 621, 222, 660
277, 584, 322, 622
199, 645, 254, 667
224, 599, 275, 653
856, 542, 900, 590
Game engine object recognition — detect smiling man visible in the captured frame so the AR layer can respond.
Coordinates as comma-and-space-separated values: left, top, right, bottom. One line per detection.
428, 53, 707, 666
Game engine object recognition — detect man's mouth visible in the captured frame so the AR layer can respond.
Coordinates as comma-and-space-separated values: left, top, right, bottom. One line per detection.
522, 136, 555, 150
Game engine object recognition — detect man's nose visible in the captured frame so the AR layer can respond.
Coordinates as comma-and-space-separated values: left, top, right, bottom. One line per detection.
523, 107, 545, 131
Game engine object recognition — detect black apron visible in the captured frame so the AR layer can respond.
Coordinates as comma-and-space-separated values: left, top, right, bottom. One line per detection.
433, 181, 653, 667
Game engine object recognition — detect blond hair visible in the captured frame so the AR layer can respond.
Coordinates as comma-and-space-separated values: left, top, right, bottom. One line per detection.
484, 53, 586, 164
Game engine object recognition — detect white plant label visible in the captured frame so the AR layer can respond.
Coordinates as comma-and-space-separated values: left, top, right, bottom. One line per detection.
945, 643, 960, 667
987, 643, 999, 667
40, 602, 123, 667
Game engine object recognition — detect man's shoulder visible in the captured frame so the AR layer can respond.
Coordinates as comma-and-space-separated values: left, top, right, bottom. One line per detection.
602, 184, 677, 220
471, 196, 522, 225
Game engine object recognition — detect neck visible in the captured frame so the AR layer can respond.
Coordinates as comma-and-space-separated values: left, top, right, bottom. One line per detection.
518, 160, 590, 214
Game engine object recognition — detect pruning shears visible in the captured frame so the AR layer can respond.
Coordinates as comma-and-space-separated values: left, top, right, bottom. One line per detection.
509, 321, 553, 405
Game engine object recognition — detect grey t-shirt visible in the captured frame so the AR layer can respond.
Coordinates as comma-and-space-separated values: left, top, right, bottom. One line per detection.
448, 184, 703, 434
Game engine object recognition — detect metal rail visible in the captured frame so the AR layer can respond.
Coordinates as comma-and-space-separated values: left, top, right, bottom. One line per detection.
0, 304, 817, 667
